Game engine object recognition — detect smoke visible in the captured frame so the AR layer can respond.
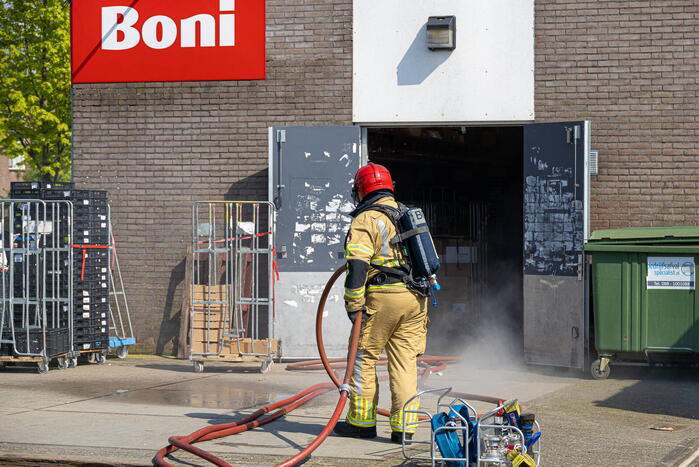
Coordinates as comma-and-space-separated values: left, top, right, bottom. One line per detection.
426, 265, 524, 371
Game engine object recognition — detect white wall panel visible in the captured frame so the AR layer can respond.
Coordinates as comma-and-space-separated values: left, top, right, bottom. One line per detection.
353, 0, 534, 123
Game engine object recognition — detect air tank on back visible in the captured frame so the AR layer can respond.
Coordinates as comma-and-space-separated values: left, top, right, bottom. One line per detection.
398, 207, 441, 289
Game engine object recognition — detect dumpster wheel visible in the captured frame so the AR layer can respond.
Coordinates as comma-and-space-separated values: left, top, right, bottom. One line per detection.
591, 358, 611, 380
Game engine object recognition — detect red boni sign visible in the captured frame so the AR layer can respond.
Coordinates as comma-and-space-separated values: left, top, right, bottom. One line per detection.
71, 0, 266, 83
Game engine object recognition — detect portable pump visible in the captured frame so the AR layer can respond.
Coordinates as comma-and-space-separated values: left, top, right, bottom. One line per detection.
365, 203, 441, 296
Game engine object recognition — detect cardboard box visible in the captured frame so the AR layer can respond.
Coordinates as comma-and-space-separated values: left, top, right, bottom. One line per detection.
232, 338, 279, 355
192, 284, 228, 301
192, 313, 225, 330
192, 327, 223, 343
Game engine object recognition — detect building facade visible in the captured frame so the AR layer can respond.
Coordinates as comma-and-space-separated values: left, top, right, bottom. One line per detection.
72, 0, 699, 355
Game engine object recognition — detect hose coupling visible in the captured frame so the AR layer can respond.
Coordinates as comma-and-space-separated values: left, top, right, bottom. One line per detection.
338, 384, 351, 394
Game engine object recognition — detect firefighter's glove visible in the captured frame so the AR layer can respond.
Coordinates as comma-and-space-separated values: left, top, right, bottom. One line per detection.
347, 307, 366, 324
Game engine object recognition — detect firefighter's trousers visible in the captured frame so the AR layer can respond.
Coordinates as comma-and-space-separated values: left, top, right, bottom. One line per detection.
346, 287, 428, 433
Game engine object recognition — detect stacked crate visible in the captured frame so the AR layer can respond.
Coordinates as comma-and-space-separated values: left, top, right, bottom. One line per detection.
42, 189, 110, 353
9, 183, 111, 354
9, 181, 74, 199
6, 182, 75, 357
191, 284, 226, 352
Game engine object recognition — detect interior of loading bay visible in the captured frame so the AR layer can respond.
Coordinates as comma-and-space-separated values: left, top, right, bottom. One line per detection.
367, 126, 524, 356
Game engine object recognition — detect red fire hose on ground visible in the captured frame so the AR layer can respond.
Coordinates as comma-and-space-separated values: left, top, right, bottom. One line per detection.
153, 266, 503, 467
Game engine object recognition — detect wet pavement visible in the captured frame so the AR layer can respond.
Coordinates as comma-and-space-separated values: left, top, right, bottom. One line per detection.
0, 356, 698, 466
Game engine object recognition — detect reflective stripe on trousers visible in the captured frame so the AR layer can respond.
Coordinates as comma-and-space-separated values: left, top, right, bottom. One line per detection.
346, 289, 428, 433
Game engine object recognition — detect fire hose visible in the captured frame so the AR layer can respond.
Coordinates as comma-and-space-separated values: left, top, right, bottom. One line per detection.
153, 265, 504, 467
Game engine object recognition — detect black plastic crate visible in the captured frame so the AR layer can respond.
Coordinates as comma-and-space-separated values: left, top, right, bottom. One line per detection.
41, 188, 105, 201
73, 217, 110, 230
40, 189, 100, 201
11, 182, 43, 192
13, 284, 40, 296
73, 302, 109, 314
77, 249, 109, 261
74, 309, 109, 320
73, 225, 109, 235
73, 270, 109, 280
73, 329, 109, 339
43, 281, 71, 291
11, 181, 73, 191
73, 207, 109, 219
13, 327, 70, 356
73, 280, 109, 292
74, 297, 110, 308
74, 262, 109, 273
73, 317, 109, 328
73, 233, 109, 245
73, 269, 109, 281
73, 333, 109, 351
73, 299, 108, 308
74, 319, 108, 331
74, 289, 109, 299
69, 189, 108, 200
74, 210, 108, 220
73, 340, 108, 351
74, 200, 109, 209
73, 333, 109, 347
9, 190, 42, 200
74, 283, 110, 294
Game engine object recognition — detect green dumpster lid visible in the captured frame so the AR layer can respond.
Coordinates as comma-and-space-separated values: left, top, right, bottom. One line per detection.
589, 226, 699, 244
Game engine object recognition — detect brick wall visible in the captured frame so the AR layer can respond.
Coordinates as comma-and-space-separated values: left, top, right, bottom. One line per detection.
0, 157, 23, 196
535, 0, 699, 229
72, 0, 353, 354
74, 0, 699, 353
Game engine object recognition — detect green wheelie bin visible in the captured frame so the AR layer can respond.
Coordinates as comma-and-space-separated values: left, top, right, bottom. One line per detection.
585, 226, 699, 379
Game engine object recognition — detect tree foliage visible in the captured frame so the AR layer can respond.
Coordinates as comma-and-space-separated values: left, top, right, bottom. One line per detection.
0, 0, 71, 182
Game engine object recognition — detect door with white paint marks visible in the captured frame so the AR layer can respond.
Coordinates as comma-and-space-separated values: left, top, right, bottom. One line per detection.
269, 126, 362, 358
523, 121, 590, 369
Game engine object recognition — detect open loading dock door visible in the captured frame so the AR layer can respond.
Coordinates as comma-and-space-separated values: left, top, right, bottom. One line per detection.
269, 126, 362, 358
271, 122, 589, 367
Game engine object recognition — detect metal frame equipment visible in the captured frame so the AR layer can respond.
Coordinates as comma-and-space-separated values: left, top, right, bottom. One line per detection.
190, 201, 279, 373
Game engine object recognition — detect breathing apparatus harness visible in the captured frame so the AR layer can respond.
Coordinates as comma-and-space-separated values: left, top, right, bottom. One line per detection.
348, 191, 441, 300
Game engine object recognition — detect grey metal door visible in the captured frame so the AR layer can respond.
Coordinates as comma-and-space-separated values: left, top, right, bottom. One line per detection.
523, 121, 590, 368
269, 126, 362, 358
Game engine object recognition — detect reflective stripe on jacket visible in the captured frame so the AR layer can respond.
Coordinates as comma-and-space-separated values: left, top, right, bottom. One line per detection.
344, 196, 407, 313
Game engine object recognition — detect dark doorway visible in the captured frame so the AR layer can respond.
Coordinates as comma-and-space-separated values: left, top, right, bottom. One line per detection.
367, 126, 524, 356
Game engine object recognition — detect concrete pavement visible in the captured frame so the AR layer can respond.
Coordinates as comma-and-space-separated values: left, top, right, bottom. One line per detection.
0, 356, 698, 466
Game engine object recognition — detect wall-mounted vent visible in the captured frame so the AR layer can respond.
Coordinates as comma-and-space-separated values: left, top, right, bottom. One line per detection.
589, 149, 598, 175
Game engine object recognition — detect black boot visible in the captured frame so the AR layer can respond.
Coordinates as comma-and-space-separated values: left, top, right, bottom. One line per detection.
333, 421, 377, 439
390, 431, 413, 444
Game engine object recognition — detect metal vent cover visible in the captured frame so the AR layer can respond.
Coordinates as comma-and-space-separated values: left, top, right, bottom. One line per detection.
589, 149, 599, 175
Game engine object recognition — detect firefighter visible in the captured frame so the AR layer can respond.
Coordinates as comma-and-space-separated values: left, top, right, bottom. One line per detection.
333, 163, 428, 443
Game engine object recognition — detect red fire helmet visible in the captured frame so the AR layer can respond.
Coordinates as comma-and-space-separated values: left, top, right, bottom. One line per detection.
353, 163, 393, 201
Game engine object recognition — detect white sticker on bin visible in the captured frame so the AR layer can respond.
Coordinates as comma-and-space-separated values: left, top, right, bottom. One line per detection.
83, 298, 90, 303
647, 256, 695, 290
83, 305, 90, 310
82, 312, 90, 318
